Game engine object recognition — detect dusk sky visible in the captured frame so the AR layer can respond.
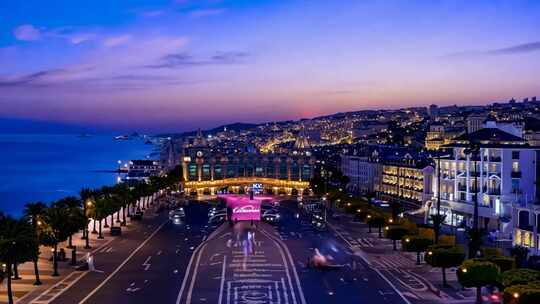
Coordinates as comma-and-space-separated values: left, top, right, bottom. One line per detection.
1, 0, 539, 132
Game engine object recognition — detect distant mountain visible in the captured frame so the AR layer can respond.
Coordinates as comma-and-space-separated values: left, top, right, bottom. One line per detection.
0, 117, 98, 134
157, 122, 260, 138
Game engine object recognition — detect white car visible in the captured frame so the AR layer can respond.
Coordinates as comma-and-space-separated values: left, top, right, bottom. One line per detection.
169, 208, 185, 223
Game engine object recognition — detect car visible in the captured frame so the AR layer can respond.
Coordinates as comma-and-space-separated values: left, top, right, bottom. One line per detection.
169, 207, 185, 223
208, 213, 226, 226
262, 209, 281, 223
312, 219, 327, 231
208, 207, 226, 218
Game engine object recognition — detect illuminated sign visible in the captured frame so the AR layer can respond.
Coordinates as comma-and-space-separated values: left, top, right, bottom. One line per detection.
252, 183, 263, 194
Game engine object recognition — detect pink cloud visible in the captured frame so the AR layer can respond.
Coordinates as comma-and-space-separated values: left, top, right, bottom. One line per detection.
13, 24, 41, 41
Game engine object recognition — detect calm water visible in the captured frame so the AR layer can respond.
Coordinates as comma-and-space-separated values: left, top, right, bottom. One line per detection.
0, 134, 155, 217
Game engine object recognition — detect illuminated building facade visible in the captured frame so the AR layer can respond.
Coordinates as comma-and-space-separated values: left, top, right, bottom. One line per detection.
181, 130, 314, 196
379, 154, 434, 209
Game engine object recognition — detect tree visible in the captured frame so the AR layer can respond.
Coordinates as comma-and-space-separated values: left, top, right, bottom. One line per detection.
368, 215, 386, 238
503, 281, 540, 304
56, 197, 85, 249
457, 259, 500, 304
0, 216, 36, 304
384, 226, 408, 250
389, 201, 401, 223
426, 245, 465, 287
402, 235, 433, 265
42, 202, 73, 276
80, 188, 94, 248
23, 202, 47, 285
93, 196, 109, 239
430, 214, 446, 244
511, 246, 530, 268
501, 269, 540, 288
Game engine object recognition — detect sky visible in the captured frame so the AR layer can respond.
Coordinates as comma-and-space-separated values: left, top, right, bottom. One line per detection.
0, 0, 539, 133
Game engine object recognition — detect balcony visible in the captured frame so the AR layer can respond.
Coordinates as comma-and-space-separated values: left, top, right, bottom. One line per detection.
511, 171, 522, 178
487, 189, 501, 195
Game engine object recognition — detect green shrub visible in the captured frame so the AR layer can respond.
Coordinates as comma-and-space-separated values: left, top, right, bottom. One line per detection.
457, 259, 501, 304
474, 256, 515, 273
402, 235, 433, 264
426, 245, 465, 287
481, 247, 502, 257
384, 225, 408, 251
504, 282, 540, 304
501, 269, 540, 288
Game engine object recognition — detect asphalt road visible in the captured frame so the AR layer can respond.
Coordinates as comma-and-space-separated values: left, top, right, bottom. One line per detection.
47, 199, 409, 304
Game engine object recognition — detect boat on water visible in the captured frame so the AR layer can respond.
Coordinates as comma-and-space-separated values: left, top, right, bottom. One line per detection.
114, 135, 130, 140
78, 134, 92, 138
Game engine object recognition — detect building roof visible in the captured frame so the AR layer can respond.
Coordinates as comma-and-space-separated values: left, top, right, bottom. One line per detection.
452, 128, 525, 142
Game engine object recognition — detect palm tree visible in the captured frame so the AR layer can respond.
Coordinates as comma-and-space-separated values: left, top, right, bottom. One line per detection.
42, 202, 72, 276
0, 216, 36, 304
57, 197, 84, 249
23, 202, 47, 285
93, 196, 108, 239
80, 188, 94, 248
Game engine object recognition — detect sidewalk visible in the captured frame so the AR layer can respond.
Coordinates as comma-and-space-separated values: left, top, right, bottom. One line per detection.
328, 213, 476, 304
0, 196, 160, 304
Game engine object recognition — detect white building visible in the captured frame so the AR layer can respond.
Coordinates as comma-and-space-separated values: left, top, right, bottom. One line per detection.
431, 122, 538, 244
340, 152, 381, 195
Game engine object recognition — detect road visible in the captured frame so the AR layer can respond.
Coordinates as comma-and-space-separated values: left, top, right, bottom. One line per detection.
42, 199, 409, 304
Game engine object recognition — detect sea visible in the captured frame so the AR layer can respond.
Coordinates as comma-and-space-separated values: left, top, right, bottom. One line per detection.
0, 134, 156, 217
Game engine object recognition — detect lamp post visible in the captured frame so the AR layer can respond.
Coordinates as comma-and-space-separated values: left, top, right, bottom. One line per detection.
464, 142, 481, 257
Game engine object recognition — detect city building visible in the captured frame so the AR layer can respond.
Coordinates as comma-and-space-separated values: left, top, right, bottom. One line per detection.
340, 151, 381, 196
181, 131, 314, 196
378, 153, 434, 210
431, 121, 539, 242
123, 159, 162, 182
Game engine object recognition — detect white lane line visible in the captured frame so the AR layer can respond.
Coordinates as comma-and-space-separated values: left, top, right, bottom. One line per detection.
259, 227, 305, 304
78, 219, 169, 304
218, 255, 227, 304
142, 256, 152, 271
186, 242, 207, 304
176, 242, 209, 304
26, 238, 115, 304
328, 222, 411, 304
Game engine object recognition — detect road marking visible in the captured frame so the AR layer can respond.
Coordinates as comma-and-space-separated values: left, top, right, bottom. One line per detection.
142, 256, 152, 271
328, 222, 411, 304
78, 219, 169, 304
218, 255, 227, 304
260, 227, 306, 304
186, 243, 207, 304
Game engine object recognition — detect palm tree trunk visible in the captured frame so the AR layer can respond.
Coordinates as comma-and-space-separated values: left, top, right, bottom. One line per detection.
7, 262, 13, 304
98, 220, 104, 239
116, 210, 121, 223
33, 258, 42, 285
122, 207, 127, 226
393, 240, 397, 251
127, 203, 132, 217
104, 216, 109, 228
92, 219, 97, 234
110, 214, 115, 228
378, 226, 382, 238
416, 252, 421, 265
442, 267, 447, 287
13, 263, 21, 280
52, 243, 59, 276
67, 235, 73, 248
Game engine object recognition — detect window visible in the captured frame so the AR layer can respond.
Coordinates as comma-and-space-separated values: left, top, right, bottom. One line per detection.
512, 161, 520, 172
512, 179, 520, 193
512, 151, 520, 160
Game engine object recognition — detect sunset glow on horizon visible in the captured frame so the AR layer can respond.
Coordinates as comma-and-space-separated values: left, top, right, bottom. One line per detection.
1, 0, 539, 132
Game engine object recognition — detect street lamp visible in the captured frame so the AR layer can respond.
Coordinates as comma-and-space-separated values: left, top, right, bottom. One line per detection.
464, 141, 481, 257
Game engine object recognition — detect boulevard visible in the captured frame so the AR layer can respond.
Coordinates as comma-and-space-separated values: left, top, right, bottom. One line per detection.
38, 199, 409, 304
